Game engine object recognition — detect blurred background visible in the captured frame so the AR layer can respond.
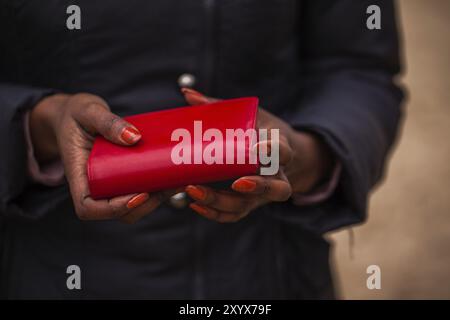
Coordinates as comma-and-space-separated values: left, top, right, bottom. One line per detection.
329, 0, 450, 299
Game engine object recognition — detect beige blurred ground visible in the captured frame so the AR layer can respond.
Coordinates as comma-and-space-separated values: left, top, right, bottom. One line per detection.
329, 0, 450, 299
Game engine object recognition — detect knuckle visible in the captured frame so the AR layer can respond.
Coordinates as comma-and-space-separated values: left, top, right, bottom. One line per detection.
285, 184, 293, 199
73, 92, 92, 100
106, 115, 127, 138
278, 185, 292, 202
94, 112, 121, 138
72, 93, 92, 102
83, 102, 103, 117
106, 114, 122, 130
75, 197, 95, 220
204, 193, 216, 205
75, 206, 89, 220
75, 93, 108, 106
238, 201, 251, 215
109, 206, 123, 218
108, 201, 127, 218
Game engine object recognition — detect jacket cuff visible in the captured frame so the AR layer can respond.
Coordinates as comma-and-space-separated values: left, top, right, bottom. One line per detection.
24, 112, 65, 186
291, 163, 342, 206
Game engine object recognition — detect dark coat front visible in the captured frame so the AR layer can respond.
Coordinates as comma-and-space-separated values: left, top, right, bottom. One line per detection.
0, 0, 404, 299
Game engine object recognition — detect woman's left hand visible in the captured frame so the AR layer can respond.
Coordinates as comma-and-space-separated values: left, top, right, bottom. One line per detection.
182, 89, 335, 223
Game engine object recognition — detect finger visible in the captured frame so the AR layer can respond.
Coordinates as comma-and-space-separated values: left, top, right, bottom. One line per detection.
120, 194, 160, 224
74, 101, 141, 146
74, 192, 148, 220
231, 175, 292, 202
60, 128, 148, 220
181, 88, 219, 105
120, 188, 180, 224
254, 138, 293, 168
190, 203, 247, 223
185, 185, 250, 213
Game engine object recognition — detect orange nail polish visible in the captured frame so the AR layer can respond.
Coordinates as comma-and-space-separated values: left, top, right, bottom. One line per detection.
186, 185, 206, 201
127, 193, 149, 209
190, 203, 209, 216
181, 88, 210, 105
233, 179, 257, 192
181, 88, 204, 97
121, 127, 141, 144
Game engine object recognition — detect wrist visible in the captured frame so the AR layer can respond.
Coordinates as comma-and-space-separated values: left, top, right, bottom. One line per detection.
286, 130, 335, 193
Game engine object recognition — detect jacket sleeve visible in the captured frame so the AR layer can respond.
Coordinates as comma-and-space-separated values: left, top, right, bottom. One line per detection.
0, 3, 61, 219
0, 83, 56, 217
281, 0, 405, 233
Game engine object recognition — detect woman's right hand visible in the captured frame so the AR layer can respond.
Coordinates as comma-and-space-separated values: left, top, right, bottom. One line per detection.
29, 93, 172, 223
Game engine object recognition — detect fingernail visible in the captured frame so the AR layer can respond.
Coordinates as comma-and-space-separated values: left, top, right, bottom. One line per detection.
181, 88, 210, 104
181, 88, 204, 97
189, 203, 209, 216
121, 126, 141, 144
185, 185, 206, 201
232, 179, 257, 192
127, 193, 149, 209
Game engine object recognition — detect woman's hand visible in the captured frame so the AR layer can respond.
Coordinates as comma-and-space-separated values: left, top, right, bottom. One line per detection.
182, 89, 335, 223
30, 93, 174, 223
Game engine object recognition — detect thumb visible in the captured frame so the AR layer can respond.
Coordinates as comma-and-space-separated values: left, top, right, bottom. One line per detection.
76, 102, 141, 146
181, 88, 220, 106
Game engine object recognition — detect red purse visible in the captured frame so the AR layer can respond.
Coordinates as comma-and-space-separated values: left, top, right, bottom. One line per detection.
87, 97, 259, 199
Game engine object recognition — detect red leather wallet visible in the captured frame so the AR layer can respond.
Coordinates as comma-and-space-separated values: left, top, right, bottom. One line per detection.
87, 97, 259, 199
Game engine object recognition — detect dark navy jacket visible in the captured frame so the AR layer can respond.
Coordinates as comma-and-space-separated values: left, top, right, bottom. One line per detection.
0, 0, 403, 299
